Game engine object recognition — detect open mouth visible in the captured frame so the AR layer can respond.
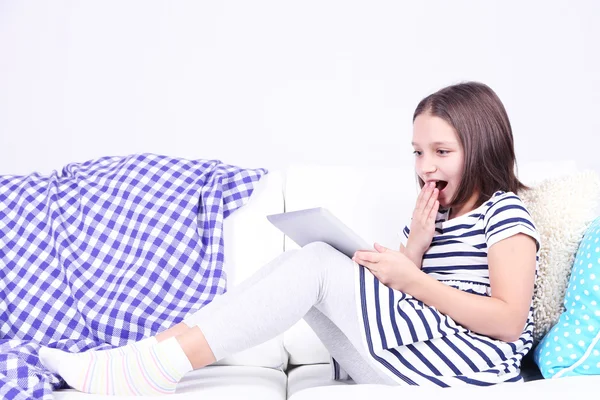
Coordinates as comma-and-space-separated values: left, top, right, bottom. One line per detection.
434, 181, 448, 191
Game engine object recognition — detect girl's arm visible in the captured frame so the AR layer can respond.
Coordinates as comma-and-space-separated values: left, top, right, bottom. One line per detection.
405, 233, 537, 342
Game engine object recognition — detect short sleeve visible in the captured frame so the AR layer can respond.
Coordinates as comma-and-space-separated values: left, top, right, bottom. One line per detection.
483, 193, 541, 252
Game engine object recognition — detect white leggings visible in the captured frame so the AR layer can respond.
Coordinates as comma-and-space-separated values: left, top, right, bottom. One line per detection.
182, 242, 396, 385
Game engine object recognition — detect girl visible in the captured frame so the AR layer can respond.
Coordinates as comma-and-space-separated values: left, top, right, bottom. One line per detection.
39, 81, 540, 395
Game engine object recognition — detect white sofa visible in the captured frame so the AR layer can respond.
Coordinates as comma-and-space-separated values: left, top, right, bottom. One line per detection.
54, 161, 600, 399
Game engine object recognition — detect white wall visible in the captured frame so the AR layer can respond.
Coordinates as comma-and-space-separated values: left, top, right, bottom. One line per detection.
0, 0, 599, 176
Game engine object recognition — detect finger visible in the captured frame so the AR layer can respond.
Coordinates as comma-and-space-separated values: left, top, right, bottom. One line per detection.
414, 182, 431, 217
427, 200, 440, 223
358, 260, 378, 273
361, 252, 380, 263
353, 252, 380, 263
399, 243, 406, 253
421, 188, 438, 223
374, 243, 388, 253
419, 184, 437, 215
353, 250, 376, 260
352, 255, 373, 267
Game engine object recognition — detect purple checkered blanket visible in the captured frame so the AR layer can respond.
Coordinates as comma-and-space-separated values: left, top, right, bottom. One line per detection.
0, 154, 267, 399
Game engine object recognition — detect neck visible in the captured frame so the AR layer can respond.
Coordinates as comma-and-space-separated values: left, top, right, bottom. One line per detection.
448, 192, 479, 220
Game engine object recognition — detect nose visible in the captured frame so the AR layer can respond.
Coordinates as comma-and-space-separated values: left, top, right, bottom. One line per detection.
419, 156, 437, 175
422, 164, 437, 174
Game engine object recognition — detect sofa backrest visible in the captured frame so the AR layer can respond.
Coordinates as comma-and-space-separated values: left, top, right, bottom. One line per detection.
283, 163, 418, 252
282, 160, 580, 253
223, 171, 285, 286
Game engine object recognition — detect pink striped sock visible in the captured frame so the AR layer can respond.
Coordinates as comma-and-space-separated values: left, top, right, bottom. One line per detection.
39, 337, 193, 395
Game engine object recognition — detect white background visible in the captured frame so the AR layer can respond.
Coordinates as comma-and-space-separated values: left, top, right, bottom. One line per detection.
0, 0, 598, 175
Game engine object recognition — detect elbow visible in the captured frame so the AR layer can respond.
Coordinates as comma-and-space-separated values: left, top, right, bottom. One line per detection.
490, 329, 521, 343
495, 321, 526, 343
488, 301, 528, 342
499, 331, 522, 343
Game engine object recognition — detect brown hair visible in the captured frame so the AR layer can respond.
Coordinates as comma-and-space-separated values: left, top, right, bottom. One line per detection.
413, 81, 527, 209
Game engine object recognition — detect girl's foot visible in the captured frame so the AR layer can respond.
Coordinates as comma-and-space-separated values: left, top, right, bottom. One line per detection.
39, 337, 192, 396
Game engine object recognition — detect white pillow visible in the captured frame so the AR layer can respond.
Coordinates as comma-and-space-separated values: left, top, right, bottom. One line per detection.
520, 170, 600, 343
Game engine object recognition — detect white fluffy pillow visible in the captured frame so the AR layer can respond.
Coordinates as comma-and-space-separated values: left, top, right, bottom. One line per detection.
519, 170, 600, 343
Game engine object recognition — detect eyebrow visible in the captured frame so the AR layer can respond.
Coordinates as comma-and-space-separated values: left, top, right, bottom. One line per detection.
411, 141, 457, 147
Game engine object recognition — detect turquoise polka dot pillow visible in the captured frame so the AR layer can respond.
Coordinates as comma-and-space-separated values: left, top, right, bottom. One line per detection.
534, 216, 600, 378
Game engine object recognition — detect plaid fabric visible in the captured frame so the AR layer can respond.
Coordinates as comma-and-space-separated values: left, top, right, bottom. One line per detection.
0, 153, 267, 399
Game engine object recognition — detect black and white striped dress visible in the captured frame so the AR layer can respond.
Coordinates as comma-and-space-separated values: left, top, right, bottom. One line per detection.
342, 191, 541, 386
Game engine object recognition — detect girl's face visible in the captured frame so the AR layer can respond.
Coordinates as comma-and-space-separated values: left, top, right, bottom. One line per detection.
412, 113, 465, 210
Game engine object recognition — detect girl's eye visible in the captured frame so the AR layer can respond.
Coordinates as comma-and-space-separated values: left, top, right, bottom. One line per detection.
413, 150, 422, 156
437, 149, 449, 155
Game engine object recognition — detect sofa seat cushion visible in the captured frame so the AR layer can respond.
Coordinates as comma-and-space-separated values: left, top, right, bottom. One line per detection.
54, 365, 287, 400
288, 373, 600, 400
287, 357, 543, 399
287, 364, 352, 399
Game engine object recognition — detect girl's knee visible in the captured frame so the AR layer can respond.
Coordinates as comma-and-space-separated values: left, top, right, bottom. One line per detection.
300, 241, 353, 271
301, 241, 347, 263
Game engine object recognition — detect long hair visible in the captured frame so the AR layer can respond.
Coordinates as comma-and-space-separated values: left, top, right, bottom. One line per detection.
413, 81, 527, 209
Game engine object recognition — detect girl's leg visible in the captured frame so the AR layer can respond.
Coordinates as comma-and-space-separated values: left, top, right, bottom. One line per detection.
40, 242, 388, 395
156, 249, 300, 342
165, 248, 393, 384
39, 250, 301, 395
79, 251, 300, 354
176, 241, 387, 381
177, 241, 363, 367
182, 249, 393, 384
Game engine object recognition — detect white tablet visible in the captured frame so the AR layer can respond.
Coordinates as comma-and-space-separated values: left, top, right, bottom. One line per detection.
267, 207, 373, 258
